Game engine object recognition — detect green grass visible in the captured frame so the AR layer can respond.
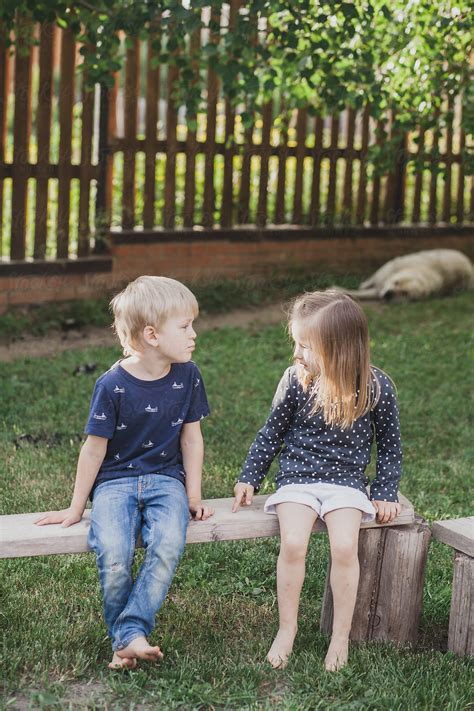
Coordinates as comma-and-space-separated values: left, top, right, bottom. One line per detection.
1, 293, 473, 709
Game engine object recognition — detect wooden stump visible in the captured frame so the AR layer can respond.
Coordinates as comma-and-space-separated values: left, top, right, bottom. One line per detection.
448, 551, 473, 657
320, 517, 431, 643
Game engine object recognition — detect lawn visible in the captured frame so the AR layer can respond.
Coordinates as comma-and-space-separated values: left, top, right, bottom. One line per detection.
1, 291, 473, 709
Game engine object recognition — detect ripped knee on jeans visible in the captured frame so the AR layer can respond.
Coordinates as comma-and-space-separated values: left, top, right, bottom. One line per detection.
108, 561, 125, 573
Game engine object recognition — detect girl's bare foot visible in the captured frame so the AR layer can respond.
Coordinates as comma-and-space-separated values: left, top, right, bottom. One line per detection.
108, 652, 137, 670
266, 627, 297, 669
324, 636, 349, 672
116, 636, 164, 663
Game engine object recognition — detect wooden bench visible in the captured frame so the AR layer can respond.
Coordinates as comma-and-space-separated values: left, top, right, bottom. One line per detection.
1, 493, 430, 645
432, 517, 474, 657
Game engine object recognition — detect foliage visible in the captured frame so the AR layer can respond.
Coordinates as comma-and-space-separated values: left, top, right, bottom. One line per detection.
2, 0, 473, 172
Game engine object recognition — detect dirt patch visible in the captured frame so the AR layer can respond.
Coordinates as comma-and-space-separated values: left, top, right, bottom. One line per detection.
6, 680, 108, 710
0, 303, 287, 363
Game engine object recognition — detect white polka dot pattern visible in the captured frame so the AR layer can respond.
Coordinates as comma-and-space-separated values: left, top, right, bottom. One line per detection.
238, 366, 402, 503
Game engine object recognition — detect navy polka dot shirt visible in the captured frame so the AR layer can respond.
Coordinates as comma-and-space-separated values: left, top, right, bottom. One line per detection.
239, 366, 402, 502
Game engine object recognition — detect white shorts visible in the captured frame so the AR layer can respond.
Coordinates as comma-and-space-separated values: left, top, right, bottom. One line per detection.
263, 482, 376, 523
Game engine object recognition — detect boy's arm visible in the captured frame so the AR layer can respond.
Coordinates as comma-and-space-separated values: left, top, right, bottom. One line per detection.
35, 435, 108, 527
180, 421, 213, 521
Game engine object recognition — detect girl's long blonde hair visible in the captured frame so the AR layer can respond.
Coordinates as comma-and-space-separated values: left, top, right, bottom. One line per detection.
289, 290, 380, 430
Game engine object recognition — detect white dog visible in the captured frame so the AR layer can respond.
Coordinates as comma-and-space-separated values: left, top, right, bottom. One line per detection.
339, 249, 473, 301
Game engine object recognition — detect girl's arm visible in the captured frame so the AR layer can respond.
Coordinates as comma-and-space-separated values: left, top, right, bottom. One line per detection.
236, 368, 297, 499
181, 420, 213, 520
35, 435, 108, 527
370, 372, 403, 521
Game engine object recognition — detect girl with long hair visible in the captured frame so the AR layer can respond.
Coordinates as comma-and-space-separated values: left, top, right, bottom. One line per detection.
233, 290, 402, 671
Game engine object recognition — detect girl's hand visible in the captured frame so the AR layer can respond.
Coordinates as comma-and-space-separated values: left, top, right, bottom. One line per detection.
232, 483, 255, 512
188, 499, 214, 521
35, 508, 83, 528
372, 500, 402, 524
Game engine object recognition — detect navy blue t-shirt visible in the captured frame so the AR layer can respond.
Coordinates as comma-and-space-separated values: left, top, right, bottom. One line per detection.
84, 361, 210, 491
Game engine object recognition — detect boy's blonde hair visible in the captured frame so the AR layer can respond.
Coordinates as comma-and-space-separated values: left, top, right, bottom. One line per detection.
110, 276, 199, 355
289, 289, 381, 430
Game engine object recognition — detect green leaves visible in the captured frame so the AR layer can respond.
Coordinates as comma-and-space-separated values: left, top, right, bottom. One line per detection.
4, 0, 472, 171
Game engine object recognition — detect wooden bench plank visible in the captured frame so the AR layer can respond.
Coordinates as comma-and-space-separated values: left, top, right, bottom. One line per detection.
1, 494, 414, 559
432, 517, 474, 557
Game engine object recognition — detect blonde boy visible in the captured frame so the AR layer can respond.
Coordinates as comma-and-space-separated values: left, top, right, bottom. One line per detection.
37, 276, 213, 669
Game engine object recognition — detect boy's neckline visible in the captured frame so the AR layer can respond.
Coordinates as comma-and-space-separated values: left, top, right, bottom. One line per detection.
117, 361, 176, 386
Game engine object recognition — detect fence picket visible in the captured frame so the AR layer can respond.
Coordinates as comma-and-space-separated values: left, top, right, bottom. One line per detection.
442, 96, 454, 223
256, 101, 273, 227
292, 108, 307, 225
184, 27, 200, 228
163, 61, 178, 229
78, 73, 94, 256
202, 10, 220, 228
122, 39, 139, 231
56, 28, 75, 258
34, 22, 55, 259
456, 123, 465, 224
0, 29, 11, 255
342, 107, 356, 223
428, 110, 440, 224
274, 104, 289, 224
411, 126, 425, 223
310, 115, 324, 226
369, 119, 385, 225
143, 32, 160, 229
355, 105, 370, 225
326, 113, 339, 223
11, 18, 33, 260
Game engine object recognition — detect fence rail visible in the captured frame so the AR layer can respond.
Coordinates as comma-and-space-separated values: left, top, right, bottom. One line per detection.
0, 11, 473, 262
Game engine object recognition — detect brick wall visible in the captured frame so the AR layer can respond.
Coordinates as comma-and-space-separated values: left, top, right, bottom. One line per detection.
0, 227, 472, 312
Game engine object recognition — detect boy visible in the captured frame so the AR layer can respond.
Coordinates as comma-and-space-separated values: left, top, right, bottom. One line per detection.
36, 276, 213, 669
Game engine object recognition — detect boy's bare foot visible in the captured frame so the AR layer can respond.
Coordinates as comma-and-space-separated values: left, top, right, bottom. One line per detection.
116, 636, 164, 663
324, 636, 349, 672
266, 627, 297, 669
108, 652, 137, 670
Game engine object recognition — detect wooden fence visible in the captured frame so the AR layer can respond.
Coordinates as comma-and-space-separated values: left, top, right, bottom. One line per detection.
0, 10, 472, 262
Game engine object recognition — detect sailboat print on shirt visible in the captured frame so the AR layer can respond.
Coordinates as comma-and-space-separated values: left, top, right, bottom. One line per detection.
114, 385, 125, 393
93, 412, 107, 420
116, 423, 127, 430
114, 453, 120, 460
145, 405, 158, 413
142, 440, 154, 448
171, 418, 184, 427
172, 382, 184, 389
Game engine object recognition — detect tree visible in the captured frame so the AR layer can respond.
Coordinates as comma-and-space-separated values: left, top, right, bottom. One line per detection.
2, 0, 473, 173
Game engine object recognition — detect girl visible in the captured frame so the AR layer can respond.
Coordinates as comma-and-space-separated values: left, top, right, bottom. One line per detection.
233, 290, 402, 671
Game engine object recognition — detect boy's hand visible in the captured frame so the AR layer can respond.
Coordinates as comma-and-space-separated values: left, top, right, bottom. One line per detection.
372, 500, 401, 524
232, 483, 255, 512
188, 499, 214, 521
35, 507, 83, 528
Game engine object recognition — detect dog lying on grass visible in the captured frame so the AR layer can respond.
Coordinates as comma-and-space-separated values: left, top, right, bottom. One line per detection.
337, 249, 473, 301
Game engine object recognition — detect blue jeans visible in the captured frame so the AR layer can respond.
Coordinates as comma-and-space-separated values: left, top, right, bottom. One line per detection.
88, 474, 189, 651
